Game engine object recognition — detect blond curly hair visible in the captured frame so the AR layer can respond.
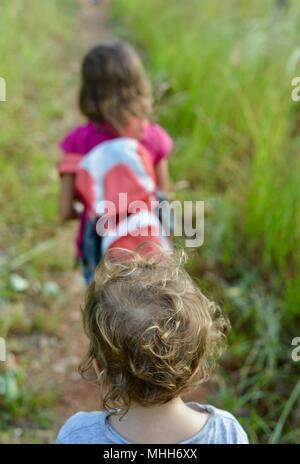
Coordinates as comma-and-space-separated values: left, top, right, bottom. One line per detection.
79, 246, 230, 413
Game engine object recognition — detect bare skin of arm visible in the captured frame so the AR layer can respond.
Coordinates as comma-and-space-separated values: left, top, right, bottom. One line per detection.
155, 159, 170, 195
59, 173, 78, 221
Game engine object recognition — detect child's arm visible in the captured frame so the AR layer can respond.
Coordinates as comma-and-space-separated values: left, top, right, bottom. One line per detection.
155, 159, 170, 194
59, 173, 77, 221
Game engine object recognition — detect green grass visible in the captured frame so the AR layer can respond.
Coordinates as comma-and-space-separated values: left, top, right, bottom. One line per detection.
1, 0, 300, 445
112, 0, 300, 443
0, 0, 77, 436
0, 0, 76, 253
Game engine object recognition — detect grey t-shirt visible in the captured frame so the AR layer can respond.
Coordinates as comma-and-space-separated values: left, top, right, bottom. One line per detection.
56, 402, 249, 444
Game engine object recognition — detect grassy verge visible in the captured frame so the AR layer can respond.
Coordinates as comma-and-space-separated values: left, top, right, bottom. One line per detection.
111, 0, 300, 443
0, 0, 77, 440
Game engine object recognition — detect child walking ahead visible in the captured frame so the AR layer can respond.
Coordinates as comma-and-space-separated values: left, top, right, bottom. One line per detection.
58, 41, 172, 283
56, 247, 248, 444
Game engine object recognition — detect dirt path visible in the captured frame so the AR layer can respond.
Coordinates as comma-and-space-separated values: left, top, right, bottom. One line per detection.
51, 0, 109, 433
13, 0, 208, 443
12, 1, 111, 443
50, 0, 208, 435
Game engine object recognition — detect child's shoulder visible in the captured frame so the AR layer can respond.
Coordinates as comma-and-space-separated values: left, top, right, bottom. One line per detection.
186, 403, 249, 444
59, 122, 111, 155
141, 123, 173, 165
56, 410, 108, 444
59, 121, 91, 149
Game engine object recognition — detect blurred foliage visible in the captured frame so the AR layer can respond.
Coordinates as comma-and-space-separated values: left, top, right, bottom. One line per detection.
0, 0, 300, 445
0, 0, 76, 440
112, 0, 300, 443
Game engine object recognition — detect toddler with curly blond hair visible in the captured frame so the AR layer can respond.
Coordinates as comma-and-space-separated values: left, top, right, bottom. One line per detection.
56, 247, 248, 444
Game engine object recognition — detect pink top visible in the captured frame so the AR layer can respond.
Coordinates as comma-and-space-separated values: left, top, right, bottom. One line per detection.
59, 121, 172, 166
58, 121, 173, 257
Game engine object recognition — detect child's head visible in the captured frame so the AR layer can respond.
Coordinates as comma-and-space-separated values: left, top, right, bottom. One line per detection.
79, 41, 152, 135
80, 247, 229, 413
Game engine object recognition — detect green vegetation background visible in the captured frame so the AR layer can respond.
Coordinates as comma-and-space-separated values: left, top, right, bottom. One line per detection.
1, 0, 300, 444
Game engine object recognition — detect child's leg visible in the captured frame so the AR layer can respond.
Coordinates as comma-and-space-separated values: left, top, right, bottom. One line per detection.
82, 218, 103, 284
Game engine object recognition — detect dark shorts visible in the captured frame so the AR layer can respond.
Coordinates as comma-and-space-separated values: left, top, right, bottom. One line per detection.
81, 218, 102, 284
